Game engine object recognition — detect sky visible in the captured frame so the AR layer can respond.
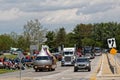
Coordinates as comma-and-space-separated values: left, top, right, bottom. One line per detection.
0, 0, 120, 34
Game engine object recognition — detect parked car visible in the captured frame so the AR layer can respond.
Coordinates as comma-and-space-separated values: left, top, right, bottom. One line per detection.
0, 58, 4, 68
0, 51, 4, 55
74, 57, 91, 72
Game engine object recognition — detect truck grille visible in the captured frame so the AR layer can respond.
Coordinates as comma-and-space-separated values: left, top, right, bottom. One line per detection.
64, 57, 71, 62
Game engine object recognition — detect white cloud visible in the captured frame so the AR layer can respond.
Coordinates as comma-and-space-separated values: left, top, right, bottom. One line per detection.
0, 0, 120, 34
0, 8, 24, 21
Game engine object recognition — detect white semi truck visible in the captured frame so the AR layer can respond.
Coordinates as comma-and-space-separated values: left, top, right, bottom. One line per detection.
61, 47, 76, 66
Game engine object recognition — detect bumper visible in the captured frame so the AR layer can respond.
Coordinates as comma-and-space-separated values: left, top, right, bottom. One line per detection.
61, 61, 74, 66
74, 66, 90, 70
33, 65, 52, 69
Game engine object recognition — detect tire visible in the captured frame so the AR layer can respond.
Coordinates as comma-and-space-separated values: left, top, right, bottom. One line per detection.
35, 69, 38, 72
61, 64, 64, 67
74, 67, 78, 72
88, 68, 91, 71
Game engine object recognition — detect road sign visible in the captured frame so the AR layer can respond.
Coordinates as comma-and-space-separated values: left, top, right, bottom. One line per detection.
110, 48, 117, 55
107, 38, 116, 48
17, 51, 25, 59
30, 45, 38, 50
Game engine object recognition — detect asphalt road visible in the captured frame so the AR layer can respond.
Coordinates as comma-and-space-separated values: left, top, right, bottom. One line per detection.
0, 56, 101, 80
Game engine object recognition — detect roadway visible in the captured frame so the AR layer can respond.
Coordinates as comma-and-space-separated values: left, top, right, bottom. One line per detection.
0, 56, 101, 80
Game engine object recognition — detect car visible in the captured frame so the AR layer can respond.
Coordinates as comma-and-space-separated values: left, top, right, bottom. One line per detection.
74, 57, 91, 72
83, 46, 95, 59
94, 47, 102, 56
0, 58, 4, 68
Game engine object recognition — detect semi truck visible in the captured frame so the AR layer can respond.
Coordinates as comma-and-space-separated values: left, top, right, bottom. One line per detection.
33, 45, 57, 72
61, 47, 76, 66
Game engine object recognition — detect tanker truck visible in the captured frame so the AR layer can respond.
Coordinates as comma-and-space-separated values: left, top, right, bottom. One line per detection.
33, 45, 57, 72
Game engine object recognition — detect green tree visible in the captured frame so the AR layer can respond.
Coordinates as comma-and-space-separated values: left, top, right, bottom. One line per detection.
73, 24, 94, 47
0, 34, 15, 51
66, 32, 76, 47
45, 31, 56, 50
55, 27, 66, 47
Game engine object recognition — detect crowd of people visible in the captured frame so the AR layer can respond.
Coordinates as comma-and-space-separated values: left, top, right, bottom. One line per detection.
0, 55, 33, 70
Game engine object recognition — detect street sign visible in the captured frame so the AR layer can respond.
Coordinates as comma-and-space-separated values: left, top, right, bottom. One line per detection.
30, 45, 38, 50
17, 51, 25, 59
110, 48, 117, 55
107, 38, 116, 48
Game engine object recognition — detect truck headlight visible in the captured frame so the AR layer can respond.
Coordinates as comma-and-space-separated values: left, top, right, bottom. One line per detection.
86, 64, 89, 66
74, 64, 77, 66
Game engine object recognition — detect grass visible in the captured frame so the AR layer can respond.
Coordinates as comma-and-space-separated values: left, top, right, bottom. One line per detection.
0, 54, 17, 59
0, 69, 16, 74
0, 54, 17, 74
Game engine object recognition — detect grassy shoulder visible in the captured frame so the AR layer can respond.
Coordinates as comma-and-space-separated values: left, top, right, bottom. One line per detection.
0, 69, 16, 74
0, 54, 17, 74
0, 54, 17, 59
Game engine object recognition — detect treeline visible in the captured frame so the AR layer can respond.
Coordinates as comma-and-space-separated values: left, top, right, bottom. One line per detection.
0, 20, 120, 52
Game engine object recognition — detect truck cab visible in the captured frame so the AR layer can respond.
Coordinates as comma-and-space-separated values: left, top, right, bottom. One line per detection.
61, 48, 75, 66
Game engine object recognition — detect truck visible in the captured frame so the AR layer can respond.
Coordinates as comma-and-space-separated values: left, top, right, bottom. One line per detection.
33, 45, 57, 72
61, 47, 76, 66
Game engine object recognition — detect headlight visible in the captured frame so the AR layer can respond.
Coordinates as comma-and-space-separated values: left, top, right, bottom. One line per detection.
34, 66, 37, 68
86, 64, 89, 66
74, 63, 77, 66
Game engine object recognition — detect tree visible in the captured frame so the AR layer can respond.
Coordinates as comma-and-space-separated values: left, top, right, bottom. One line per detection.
23, 19, 46, 49
66, 32, 76, 47
0, 34, 15, 51
55, 27, 66, 47
45, 31, 56, 50
17, 35, 27, 50
73, 24, 94, 47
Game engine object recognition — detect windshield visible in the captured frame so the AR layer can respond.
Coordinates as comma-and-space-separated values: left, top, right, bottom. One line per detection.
77, 58, 89, 62
95, 50, 101, 53
64, 52, 73, 55
36, 56, 51, 60
84, 50, 91, 53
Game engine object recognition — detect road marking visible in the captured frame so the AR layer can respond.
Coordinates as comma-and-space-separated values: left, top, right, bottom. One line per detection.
97, 54, 104, 76
89, 55, 102, 80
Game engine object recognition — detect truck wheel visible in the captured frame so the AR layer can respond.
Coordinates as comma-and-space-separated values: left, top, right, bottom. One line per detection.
88, 68, 91, 71
74, 68, 78, 72
61, 64, 64, 67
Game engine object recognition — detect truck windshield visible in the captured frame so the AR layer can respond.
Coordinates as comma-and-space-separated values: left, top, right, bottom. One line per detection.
36, 56, 51, 60
64, 52, 73, 55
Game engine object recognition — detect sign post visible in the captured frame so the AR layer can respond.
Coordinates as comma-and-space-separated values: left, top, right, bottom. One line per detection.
107, 38, 117, 74
17, 51, 25, 80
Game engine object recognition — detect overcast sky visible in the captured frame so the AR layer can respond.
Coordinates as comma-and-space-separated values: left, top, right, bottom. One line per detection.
0, 0, 120, 34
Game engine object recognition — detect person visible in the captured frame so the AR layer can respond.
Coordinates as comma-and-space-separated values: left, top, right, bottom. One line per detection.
76, 46, 82, 57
